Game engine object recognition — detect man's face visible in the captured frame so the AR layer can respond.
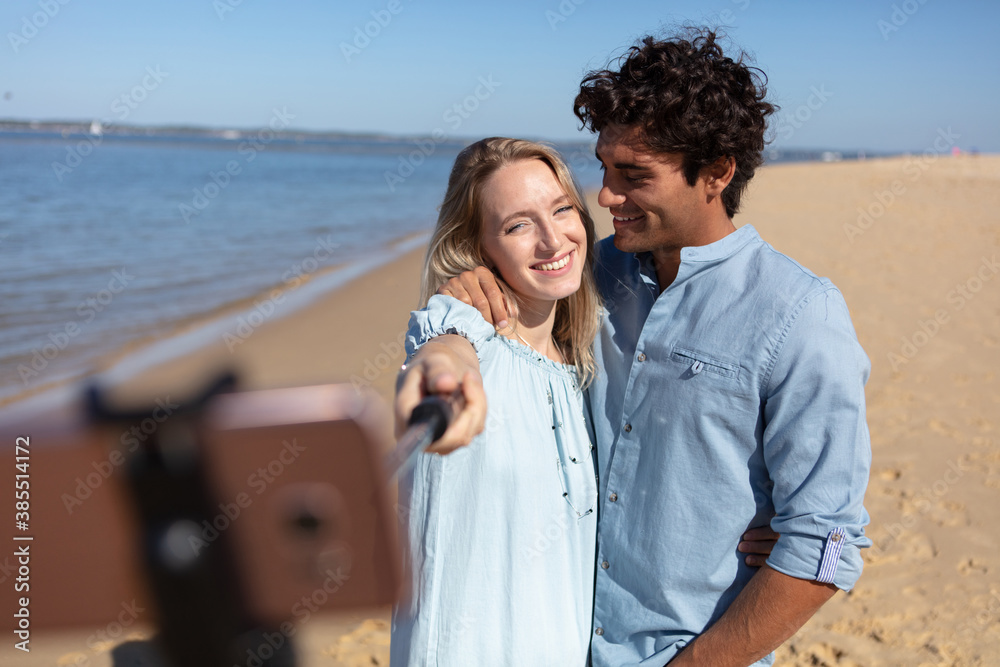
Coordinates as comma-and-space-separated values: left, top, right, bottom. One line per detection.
595, 124, 706, 256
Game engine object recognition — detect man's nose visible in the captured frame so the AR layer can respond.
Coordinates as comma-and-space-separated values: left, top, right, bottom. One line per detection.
598, 178, 626, 209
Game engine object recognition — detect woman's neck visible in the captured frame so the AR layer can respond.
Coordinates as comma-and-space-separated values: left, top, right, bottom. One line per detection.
506, 297, 562, 363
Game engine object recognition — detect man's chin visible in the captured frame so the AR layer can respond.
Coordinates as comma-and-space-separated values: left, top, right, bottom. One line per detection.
612, 230, 646, 254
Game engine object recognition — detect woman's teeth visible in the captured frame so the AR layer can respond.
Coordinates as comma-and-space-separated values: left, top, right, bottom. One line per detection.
534, 253, 571, 271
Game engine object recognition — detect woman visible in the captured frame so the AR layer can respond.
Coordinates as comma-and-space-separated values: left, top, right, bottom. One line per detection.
390, 137, 601, 665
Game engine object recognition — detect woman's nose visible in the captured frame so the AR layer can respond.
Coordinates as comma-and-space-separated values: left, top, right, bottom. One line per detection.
537, 220, 561, 251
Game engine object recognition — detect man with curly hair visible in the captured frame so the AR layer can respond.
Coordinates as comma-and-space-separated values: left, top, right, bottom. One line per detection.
398, 28, 871, 666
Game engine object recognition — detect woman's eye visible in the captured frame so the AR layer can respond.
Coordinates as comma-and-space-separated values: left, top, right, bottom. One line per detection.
505, 223, 526, 234
555, 205, 574, 215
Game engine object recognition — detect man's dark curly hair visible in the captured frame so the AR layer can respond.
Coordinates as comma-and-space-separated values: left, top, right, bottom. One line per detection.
574, 29, 776, 218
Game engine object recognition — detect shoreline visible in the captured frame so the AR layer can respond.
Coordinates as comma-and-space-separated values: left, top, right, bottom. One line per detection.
0, 151, 966, 417
0, 232, 430, 418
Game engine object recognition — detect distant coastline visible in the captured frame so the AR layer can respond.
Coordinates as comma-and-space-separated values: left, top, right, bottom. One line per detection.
0, 118, 890, 165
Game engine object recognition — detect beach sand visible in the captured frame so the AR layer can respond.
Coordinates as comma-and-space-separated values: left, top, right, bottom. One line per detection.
2, 154, 998, 665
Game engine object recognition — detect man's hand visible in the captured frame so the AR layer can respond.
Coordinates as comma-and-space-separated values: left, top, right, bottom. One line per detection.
395, 335, 487, 454
738, 525, 780, 567
439, 267, 511, 331
668, 565, 837, 666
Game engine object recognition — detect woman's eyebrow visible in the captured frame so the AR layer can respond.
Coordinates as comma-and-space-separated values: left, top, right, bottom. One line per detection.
499, 195, 572, 226
500, 209, 533, 226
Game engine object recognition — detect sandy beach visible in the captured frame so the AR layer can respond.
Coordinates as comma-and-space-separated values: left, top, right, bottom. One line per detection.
2, 154, 998, 665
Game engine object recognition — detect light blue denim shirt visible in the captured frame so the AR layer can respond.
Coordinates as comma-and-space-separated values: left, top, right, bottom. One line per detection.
589, 225, 872, 666
391, 295, 598, 666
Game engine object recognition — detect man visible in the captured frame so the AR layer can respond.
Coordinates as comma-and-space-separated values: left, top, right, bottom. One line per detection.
396, 29, 871, 666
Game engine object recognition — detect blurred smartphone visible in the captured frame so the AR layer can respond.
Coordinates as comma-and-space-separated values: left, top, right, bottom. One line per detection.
0, 384, 401, 635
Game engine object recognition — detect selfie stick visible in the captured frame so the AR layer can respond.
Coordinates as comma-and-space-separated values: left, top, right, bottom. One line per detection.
86, 374, 297, 667
386, 396, 452, 479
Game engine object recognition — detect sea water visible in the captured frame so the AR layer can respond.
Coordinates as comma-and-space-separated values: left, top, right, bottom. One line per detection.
0, 132, 603, 402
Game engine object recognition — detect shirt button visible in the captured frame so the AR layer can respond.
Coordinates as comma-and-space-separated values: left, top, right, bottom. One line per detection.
595, 627, 604, 636
608, 492, 618, 502
830, 533, 843, 542
623, 423, 632, 433
637, 352, 646, 362
601, 560, 610, 569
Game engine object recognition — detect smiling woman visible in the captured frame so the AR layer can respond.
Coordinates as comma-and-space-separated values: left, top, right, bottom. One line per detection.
419, 137, 602, 384
478, 159, 588, 363
391, 138, 602, 666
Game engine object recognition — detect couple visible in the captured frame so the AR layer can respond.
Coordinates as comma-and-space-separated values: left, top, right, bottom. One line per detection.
392, 29, 871, 667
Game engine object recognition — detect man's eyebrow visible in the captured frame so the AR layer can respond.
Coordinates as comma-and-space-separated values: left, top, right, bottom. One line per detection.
594, 149, 647, 171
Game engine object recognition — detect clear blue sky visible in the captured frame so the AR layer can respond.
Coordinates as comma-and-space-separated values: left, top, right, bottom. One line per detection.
2, 0, 997, 152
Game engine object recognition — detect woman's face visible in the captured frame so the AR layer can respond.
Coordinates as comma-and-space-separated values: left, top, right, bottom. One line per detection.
479, 159, 587, 309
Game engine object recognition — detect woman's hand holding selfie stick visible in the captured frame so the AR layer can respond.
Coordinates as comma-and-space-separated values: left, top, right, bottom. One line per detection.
394, 337, 487, 456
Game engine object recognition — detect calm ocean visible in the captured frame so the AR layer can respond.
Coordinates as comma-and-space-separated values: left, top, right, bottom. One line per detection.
0, 132, 604, 403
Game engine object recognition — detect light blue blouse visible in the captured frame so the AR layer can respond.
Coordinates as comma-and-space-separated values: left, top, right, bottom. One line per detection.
390, 295, 598, 667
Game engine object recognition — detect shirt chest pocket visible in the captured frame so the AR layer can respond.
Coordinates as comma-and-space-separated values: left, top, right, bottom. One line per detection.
669, 346, 742, 381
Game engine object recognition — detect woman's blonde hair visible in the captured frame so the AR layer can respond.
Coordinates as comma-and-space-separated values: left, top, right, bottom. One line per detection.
421, 137, 601, 387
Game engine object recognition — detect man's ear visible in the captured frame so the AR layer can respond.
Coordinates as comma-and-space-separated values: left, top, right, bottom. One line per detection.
703, 156, 736, 197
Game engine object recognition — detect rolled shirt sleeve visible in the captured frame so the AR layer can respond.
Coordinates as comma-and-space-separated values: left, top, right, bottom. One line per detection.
761, 287, 873, 591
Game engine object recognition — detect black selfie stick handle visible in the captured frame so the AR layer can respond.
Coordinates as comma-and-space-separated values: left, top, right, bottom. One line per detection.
388, 396, 453, 479
410, 395, 452, 441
